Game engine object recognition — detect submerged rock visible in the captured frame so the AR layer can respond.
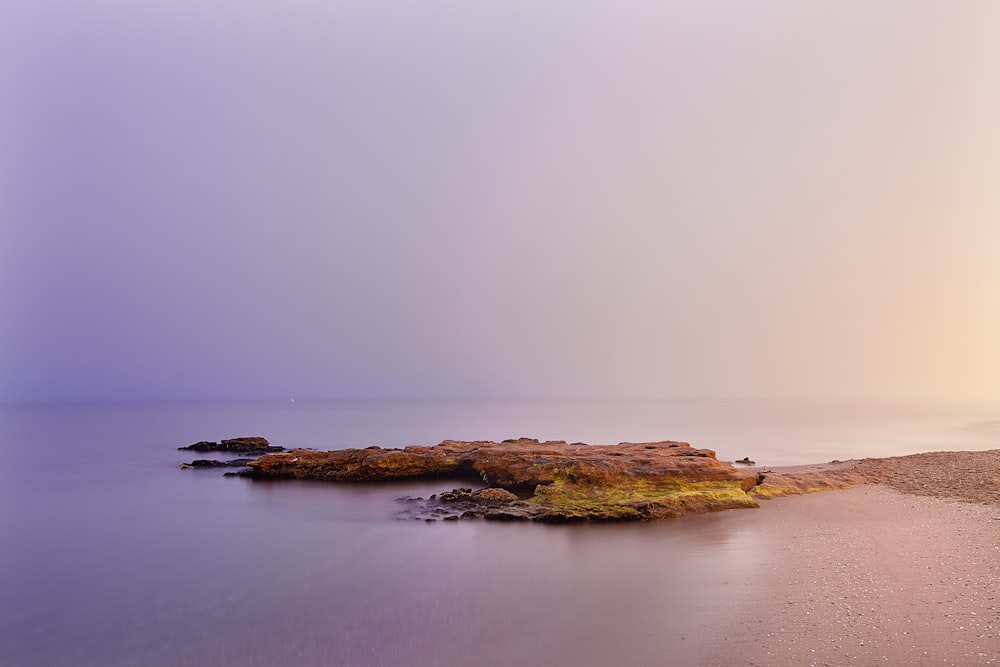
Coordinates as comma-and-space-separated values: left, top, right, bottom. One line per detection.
179, 458, 253, 469
179, 437, 283, 454
240, 439, 761, 522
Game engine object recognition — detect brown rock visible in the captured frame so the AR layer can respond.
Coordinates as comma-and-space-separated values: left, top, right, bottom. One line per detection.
439, 487, 519, 507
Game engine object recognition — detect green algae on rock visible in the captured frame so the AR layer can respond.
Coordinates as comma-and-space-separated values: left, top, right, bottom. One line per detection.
527, 477, 761, 522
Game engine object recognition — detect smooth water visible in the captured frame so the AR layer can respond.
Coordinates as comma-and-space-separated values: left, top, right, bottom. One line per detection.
1, 399, 997, 666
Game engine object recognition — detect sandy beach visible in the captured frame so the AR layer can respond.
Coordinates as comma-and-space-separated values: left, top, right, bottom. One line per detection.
690, 451, 1000, 666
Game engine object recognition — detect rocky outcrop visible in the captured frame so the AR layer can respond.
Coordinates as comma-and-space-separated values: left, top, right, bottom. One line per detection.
179, 437, 283, 454
241, 438, 761, 522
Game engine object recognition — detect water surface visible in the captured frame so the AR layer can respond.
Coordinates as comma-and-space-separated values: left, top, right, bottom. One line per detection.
1, 399, 996, 666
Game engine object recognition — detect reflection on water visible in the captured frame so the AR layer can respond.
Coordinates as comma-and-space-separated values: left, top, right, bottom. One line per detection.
0, 399, 996, 666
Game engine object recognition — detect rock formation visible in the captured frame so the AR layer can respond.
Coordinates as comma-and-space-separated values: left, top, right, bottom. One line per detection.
240, 438, 761, 522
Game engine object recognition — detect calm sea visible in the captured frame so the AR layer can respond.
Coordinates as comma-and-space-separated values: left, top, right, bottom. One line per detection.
1, 399, 997, 666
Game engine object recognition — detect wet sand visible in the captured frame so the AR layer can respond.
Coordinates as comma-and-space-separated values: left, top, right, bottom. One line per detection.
691, 480, 1000, 665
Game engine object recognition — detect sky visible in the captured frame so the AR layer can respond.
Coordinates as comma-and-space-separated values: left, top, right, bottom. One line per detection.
3, 1, 1000, 402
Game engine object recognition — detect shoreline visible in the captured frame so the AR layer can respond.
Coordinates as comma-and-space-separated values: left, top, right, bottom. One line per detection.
754, 448, 1000, 506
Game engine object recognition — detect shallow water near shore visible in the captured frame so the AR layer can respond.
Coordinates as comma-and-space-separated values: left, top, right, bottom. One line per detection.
1, 399, 998, 666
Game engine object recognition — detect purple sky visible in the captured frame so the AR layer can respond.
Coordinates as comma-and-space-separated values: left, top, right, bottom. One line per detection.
4, 1, 1000, 402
